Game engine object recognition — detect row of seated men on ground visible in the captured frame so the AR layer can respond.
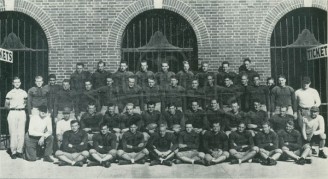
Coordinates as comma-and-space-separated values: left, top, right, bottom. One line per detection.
29, 58, 290, 122
23, 99, 327, 167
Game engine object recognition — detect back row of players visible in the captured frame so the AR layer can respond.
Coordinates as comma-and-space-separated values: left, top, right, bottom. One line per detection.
5, 58, 326, 167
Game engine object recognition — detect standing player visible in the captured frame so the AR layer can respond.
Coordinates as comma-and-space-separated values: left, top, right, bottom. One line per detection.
271, 75, 296, 117
176, 61, 194, 89
295, 77, 321, 128
143, 77, 162, 111
5, 77, 28, 159
238, 58, 259, 85
91, 60, 111, 89
256, 122, 282, 165
88, 123, 117, 168
27, 76, 49, 115
135, 60, 155, 88
229, 122, 259, 164
47, 74, 61, 116
164, 76, 185, 111
195, 62, 212, 88
96, 76, 119, 115
70, 62, 91, 92
216, 61, 237, 86
201, 121, 229, 166
155, 61, 175, 89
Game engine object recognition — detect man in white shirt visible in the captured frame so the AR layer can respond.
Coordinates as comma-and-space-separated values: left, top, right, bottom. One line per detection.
5, 77, 28, 159
295, 77, 321, 129
56, 107, 74, 149
302, 106, 327, 158
24, 105, 54, 162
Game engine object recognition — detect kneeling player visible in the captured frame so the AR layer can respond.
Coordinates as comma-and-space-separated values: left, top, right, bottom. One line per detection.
176, 123, 205, 164
88, 123, 117, 168
278, 120, 312, 165
256, 122, 282, 165
229, 122, 259, 164
200, 120, 229, 166
147, 124, 176, 166
117, 122, 149, 165
55, 120, 89, 167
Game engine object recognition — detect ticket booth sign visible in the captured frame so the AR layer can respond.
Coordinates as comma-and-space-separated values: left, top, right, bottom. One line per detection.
307, 44, 328, 60
0, 48, 13, 63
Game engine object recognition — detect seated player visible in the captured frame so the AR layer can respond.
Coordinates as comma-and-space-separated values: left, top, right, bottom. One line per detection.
24, 105, 54, 162
256, 122, 282, 165
246, 100, 268, 136
161, 103, 185, 131
55, 120, 89, 167
184, 101, 209, 135
200, 120, 229, 166
225, 101, 247, 135
302, 106, 327, 158
205, 99, 227, 130
102, 103, 124, 140
176, 123, 205, 164
88, 123, 117, 168
269, 106, 294, 132
147, 124, 177, 166
117, 122, 149, 165
80, 103, 103, 143
140, 101, 161, 132
278, 120, 312, 165
56, 107, 74, 149
229, 122, 259, 164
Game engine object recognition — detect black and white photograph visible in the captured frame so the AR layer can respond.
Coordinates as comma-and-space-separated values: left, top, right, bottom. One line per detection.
0, 0, 327, 178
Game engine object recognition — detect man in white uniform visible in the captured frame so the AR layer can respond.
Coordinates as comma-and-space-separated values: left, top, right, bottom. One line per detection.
295, 77, 321, 129
5, 77, 28, 159
302, 106, 326, 158
56, 107, 74, 149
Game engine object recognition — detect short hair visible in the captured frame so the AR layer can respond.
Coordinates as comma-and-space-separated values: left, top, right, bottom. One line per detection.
107, 103, 115, 108
224, 75, 231, 80
140, 60, 148, 65
207, 74, 215, 79
76, 62, 85, 67
253, 99, 261, 104
147, 101, 155, 107
222, 61, 230, 66
253, 74, 260, 80
243, 58, 251, 63
85, 79, 92, 84
12, 76, 20, 82
211, 120, 220, 128
62, 79, 70, 83
230, 100, 238, 105
191, 100, 199, 105
210, 99, 218, 103
267, 77, 274, 82
280, 106, 288, 110
185, 122, 193, 127
191, 78, 199, 83
262, 121, 271, 127
120, 60, 128, 65
278, 75, 286, 79
148, 77, 155, 81
159, 124, 167, 129
238, 121, 246, 127
38, 105, 47, 113
286, 120, 294, 126
99, 122, 108, 129
170, 75, 177, 80
167, 103, 176, 108
106, 75, 113, 79
240, 74, 248, 79
128, 76, 135, 80
88, 102, 96, 107
161, 61, 169, 65
129, 121, 138, 127
35, 76, 43, 81
70, 120, 80, 126
182, 61, 189, 65
98, 60, 106, 66
201, 61, 208, 66
126, 103, 134, 108
48, 74, 56, 79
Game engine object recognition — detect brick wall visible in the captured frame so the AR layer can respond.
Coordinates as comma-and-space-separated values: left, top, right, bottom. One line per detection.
1, 0, 327, 82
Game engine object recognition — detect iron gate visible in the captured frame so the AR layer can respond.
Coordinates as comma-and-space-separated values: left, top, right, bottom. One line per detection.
0, 12, 48, 145
121, 9, 198, 73
270, 7, 327, 120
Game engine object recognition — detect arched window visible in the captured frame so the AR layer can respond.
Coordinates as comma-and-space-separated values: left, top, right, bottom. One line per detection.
0, 12, 48, 136
270, 8, 327, 102
121, 9, 198, 73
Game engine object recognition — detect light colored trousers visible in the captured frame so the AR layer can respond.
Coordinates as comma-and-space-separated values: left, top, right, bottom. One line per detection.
7, 110, 26, 153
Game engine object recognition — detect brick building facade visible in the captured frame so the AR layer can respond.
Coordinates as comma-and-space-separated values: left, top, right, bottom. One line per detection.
0, 0, 326, 81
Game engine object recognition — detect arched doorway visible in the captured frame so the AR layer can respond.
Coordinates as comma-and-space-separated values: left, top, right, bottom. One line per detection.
270, 7, 327, 119
121, 9, 198, 73
0, 12, 48, 141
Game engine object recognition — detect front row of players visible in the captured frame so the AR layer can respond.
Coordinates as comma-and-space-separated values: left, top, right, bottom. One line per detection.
24, 104, 326, 167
